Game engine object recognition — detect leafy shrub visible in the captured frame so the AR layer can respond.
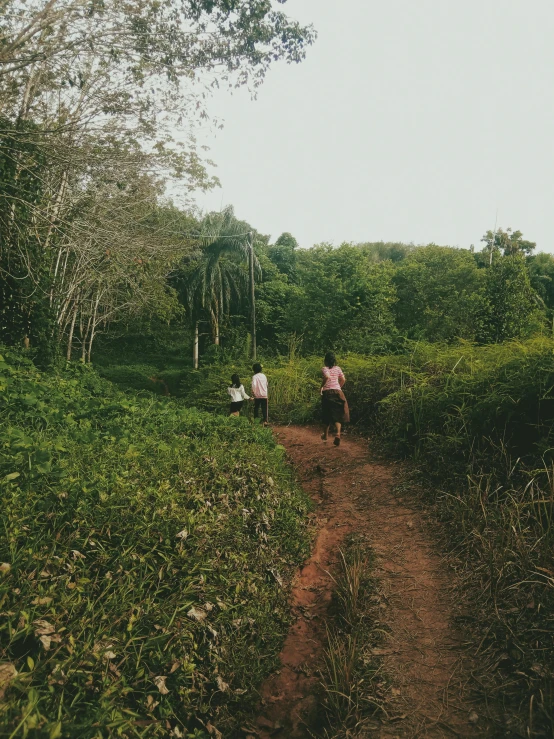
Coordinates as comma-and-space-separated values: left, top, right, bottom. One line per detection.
0, 349, 311, 737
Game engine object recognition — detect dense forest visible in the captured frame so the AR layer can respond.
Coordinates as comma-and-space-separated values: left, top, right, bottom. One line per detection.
1, 2, 554, 738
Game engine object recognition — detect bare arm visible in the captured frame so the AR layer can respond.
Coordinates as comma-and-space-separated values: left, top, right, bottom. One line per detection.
320, 368, 328, 394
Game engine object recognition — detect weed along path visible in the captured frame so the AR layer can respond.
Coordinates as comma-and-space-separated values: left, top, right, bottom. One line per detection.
252, 426, 490, 738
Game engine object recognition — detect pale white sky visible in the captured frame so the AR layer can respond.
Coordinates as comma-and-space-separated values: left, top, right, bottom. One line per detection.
193, 0, 554, 251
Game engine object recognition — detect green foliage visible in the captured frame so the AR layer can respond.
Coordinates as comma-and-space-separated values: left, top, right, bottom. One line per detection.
481, 227, 536, 258
267, 232, 298, 278
527, 252, 554, 317
479, 255, 543, 343
286, 245, 398, 355
393, 245, 486, 341
0, 349, 311, 737
252, 237, 548, 359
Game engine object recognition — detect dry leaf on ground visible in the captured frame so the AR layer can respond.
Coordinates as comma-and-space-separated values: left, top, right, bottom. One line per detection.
33, 619, 56, 635
187, 606, 207, 622
206, 722, 223, 739
216, 675, 229, 692
0, 663, 17, 700
154, 675, 169, 694
31, 596, 53, 605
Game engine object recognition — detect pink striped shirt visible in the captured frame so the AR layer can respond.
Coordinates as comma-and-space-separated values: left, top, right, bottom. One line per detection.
322, 365, 345, 391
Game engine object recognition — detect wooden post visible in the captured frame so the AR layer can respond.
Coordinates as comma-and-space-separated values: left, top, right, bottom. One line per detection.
249, 231, 256, 360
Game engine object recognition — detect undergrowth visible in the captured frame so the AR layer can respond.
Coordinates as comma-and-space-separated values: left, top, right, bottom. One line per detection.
0, 350, 312, 738
319, 535, 386, 737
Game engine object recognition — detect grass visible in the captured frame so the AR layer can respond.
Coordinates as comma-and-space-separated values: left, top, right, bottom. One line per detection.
319, 536, 386, 737
0, 349, 312, 738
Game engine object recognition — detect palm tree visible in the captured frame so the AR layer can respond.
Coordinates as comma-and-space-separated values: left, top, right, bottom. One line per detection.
186, 207, 261, 366
188, 244, 248, 345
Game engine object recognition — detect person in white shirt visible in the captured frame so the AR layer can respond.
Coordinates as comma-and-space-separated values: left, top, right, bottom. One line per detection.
227, 374, 250, 416
250, 363, 269, 426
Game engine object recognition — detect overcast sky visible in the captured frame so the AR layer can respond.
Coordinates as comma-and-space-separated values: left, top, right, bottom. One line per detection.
193, 0, 554, 251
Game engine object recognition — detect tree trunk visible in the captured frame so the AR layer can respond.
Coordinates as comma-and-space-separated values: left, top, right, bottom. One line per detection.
86, 292, 101, 363
193, 321, 199, 369
44, 170, 68, 251
81, 315, 92, 362
214, 312, 220, 345
66, 302, 78, 361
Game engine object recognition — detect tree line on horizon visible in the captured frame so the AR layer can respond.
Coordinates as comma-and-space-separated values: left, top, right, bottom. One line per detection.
167, 217, 554, 362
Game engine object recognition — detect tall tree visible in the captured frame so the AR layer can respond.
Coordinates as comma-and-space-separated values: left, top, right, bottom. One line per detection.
527, 252, 554, 319
481, 227, 536, 264
393, 245, 486, 342
478, 255, 542, 343
268, 232, 298, 279
177, 206, 261, 364
287, 243, 398, 355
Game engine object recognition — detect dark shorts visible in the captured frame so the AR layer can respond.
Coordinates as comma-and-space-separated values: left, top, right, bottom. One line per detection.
230, 401, 244, 413
321, 389, 350, 424
254, 397, 268, 422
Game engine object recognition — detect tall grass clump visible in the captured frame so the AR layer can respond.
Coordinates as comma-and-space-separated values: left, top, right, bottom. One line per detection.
0, 350, 312, 738
320, 537, 385, 737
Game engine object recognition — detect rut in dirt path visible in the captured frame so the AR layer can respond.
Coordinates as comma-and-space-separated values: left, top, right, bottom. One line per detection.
252, 426, 492, 739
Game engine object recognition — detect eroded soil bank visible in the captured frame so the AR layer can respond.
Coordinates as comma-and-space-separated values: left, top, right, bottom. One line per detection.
250, 426, 494, 738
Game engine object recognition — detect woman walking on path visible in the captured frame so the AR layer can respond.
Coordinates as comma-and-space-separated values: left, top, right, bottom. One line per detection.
227, 374, 250, 417
320, 351, 350, 446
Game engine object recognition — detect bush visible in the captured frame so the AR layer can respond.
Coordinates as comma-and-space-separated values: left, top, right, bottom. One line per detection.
0, 349, 311, 737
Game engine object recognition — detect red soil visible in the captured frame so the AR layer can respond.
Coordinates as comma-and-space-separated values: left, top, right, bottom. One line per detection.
251, 426, 492, 738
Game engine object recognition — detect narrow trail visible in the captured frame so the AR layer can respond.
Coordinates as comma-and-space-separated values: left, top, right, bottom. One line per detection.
253, 426, 491, 738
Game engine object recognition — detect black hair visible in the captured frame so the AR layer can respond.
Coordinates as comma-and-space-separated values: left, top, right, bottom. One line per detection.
231, 373, 241, 388
252, 362, 262, 374
324, 351, 336, 369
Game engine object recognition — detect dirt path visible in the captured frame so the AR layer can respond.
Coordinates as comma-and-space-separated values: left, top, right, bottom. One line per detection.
253, 426, 491, 738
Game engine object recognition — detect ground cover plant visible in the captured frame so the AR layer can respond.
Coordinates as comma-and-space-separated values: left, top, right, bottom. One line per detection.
0, 350, 312, 738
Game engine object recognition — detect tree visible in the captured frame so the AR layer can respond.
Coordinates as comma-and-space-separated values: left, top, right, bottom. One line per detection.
0, 1, 315, 358
0, 1, 316, 128
268, 232, 298, 279
527, 253, 554, 319
478, 255, 542, 343
393, 245, 486, 342
0, 117, 52, 359
287, 243, 398, 355
481, 227, 536, 264
176, 206, 261, 365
